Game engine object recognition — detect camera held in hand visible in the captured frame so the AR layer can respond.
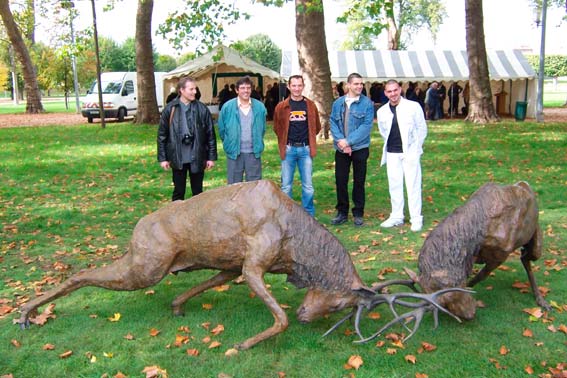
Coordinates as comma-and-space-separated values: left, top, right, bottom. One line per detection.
182, 134, 193, 145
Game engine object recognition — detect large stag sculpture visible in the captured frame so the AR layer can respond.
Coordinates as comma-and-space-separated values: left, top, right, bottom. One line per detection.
409, 181, 551, 320
18, 180, 464, 349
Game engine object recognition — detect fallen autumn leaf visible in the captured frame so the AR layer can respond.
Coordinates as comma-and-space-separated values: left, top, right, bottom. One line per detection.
346, 355, 363, 370
59, 350, 73, 359
225, 348, 238, 357
186, 348, 199, 356
405, 354, 417, 364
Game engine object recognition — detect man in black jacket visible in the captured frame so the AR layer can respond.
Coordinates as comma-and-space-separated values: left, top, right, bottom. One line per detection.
157, 76, 217, 201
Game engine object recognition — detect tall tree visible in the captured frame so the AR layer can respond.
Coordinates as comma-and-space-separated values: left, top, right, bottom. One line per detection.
295, 0, 333, 138
338, 0, 446, 50
0, 0, 43, 113
135, 0, 159, 124
464, 0, 498, 123
231, 34, 282, 72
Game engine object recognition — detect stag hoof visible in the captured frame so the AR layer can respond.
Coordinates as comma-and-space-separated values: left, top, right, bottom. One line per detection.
538, 299, 552, 312
172, 307, 185, 317
234, 342, 250, 351
18, 319, 30, 330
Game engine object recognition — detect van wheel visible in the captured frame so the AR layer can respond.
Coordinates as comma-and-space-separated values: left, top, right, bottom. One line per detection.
118, 108, 126, 122
87, 117, 93, 123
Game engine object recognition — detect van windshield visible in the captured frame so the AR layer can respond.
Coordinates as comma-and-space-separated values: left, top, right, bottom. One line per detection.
89, 80, 122, 94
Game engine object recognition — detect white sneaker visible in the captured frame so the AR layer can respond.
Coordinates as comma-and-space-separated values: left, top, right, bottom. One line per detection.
381, 218, 404, 228
410, 222, 423, 232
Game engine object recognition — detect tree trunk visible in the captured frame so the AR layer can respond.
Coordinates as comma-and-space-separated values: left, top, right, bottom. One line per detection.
295, 0, 333, 139
135, 0, 160, 124
386, 16, 399, 50
464, 0, 498, 123
386, 0, 399, 51
0, 0, 44, 113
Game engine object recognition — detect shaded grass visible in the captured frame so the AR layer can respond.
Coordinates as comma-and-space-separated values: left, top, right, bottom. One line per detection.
0, 118, 566, 378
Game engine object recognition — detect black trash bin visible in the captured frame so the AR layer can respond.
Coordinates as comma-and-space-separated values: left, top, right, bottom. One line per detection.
515, 101, 528, 121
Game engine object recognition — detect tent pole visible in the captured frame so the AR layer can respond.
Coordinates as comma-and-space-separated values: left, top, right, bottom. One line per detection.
509, 80, 512, 115
524, 78, 529, 101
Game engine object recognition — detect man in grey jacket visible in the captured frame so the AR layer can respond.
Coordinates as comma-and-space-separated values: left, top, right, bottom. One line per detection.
157, 76, 217, 201
377, 80, 427, 232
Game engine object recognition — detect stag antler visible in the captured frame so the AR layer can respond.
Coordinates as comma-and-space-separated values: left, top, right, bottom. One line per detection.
324, 284, 475, 344
322, 279, 417, 339
322, 279, 418, 340
354, 288, 475, 343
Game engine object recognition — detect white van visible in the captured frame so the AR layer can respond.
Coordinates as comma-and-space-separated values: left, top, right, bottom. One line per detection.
81, 72, 165, 123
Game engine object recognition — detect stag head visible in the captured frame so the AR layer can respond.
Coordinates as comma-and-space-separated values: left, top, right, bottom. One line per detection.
406, 268, 477, 321
296, 286, 376, 323
435, 290, 477, 320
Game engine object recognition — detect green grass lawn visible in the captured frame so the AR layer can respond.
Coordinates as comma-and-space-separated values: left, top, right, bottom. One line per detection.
0, 118, 566, 378
0, 99, 77, 114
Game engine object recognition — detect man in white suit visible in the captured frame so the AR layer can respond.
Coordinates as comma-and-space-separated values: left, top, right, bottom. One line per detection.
376, 80, 428, 232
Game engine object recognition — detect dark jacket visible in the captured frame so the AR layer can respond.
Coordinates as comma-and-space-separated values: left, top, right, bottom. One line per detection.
157, 98, 217, 172
273, 97, 322, 159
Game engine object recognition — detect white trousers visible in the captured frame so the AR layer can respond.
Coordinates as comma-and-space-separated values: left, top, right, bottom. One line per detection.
385, 152, 423, 224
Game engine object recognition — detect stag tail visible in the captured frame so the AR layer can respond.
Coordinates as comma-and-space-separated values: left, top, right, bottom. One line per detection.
323, 280, 475, 344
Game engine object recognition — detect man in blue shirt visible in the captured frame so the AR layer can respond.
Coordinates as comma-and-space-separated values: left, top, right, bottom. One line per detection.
329, 73, 374, 227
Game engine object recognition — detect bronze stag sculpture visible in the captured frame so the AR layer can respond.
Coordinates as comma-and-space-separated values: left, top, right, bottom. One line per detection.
18, 180, 464, 349
409, 181, 551, 320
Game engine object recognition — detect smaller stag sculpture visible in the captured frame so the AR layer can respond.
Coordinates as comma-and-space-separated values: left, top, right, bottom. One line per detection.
17, 180, 465, 349
408, 181, 551, 320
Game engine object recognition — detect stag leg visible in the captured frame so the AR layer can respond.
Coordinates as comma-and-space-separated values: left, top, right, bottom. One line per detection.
521, 225, 551, 311
467, 252, 502, 287
520, 258, 551, 310
235, 263, 288, 350
18, 254, 167, 328
171, 271, 240, 316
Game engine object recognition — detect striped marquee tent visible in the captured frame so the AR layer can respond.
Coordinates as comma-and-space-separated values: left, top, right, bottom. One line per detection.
281, 49, 537, 117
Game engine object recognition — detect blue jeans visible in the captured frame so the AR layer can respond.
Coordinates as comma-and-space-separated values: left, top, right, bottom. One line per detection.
281, 145, 314, 216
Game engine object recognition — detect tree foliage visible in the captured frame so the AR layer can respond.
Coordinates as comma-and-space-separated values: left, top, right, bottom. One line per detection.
526, 54, 567, 77
230, 34, 281, 72
176, 51, 197, 66
339, 0, 376, 50
30, 42, 62, 92
337, 0, 446, 50
154, 54, 177, 72
157, 0, 249, 55
0, 61, 9, 89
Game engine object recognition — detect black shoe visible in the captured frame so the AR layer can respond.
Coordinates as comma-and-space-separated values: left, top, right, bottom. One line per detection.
353, 217, 364, 227
330, 213, 348, 225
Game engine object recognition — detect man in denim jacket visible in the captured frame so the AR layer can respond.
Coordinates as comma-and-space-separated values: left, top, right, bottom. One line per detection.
329, 73, 375, 227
